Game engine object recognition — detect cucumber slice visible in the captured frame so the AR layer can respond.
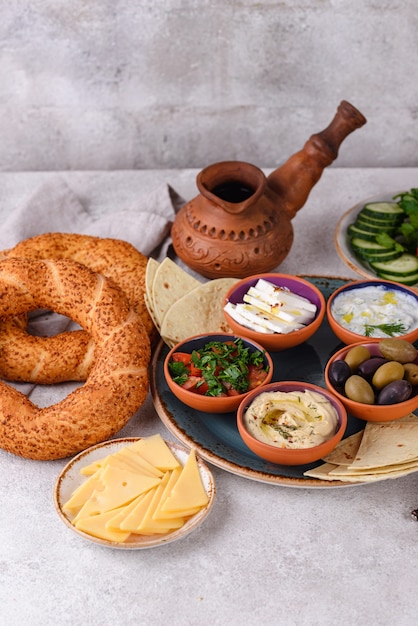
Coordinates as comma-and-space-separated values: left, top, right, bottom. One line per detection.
361, 202, 404, 219
350, 238, 402, 262
350, 237, 393, 252
347, 224, 380, 242
356, 211, 405, 228
354, 249, 403, 263
370, 253, 418, 276
374, 271, 418, 286
354, 218, 397, 235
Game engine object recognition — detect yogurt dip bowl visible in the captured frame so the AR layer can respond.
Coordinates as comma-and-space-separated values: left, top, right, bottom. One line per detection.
223, 273, 326, 352
327, 279, 418, 345
164, 332, 273, 414
236, 381, 347, 465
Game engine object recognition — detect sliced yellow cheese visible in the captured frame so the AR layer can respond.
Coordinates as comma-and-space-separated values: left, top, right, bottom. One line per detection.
62, 468, 105, 514
105, 493, 151, 530
109, 490, 155, 531
75, 507, 131, 543
129, 435, 181, 470
134, 473, 185, 534
160, 449, 209, 513
72, 465, 161, 523
80, 454, 112, 476
116, 446, 164, 477
119, 488, 159, 532
152, 467, 201, 520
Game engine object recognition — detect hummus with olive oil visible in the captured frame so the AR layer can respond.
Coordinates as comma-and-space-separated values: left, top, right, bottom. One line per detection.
243, 389, 339, 449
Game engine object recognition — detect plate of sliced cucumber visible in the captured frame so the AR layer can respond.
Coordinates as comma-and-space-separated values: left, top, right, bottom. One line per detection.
335, 190, 418, 289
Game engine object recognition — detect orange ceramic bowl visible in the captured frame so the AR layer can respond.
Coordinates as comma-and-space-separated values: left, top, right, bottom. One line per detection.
236, 381, 347, 465
223, 273, 326, 352
164, 332, 273, 414
327, 279, 418, 345
325, 341, 418, 422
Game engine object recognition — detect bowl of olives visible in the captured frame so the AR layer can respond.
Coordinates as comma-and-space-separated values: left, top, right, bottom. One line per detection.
325, 338, 418, 422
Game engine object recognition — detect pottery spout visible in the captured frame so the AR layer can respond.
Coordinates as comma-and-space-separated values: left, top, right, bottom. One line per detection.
171, 100, 367, 279
266, 100, 367, 218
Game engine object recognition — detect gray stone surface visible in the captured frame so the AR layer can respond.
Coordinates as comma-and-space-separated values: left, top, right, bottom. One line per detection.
1, 1, 417, 171
1, 167, 418, 626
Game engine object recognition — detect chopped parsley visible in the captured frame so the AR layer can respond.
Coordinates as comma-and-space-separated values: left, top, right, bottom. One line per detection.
168, 338, 268, 397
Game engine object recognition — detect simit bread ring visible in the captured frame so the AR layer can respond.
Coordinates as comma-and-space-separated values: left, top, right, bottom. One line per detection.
0, 233, 155, 383
0, 257, 150, 460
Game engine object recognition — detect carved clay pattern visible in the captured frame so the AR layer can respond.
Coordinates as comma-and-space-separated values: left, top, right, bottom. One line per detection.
172, 226, 292, 277
184, 203, 276, 241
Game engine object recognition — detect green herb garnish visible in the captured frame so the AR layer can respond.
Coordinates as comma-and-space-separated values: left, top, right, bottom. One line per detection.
170, 338, 268, 397
364, 322, 407, 337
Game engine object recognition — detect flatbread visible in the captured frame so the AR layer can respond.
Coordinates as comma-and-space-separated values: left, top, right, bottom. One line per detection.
322, 431, 364, 466
348, 417, 418, 470
160, 278, 239, 346
152, 258, 200, 329
304, 462, 418, 483
144, 258, 161, 330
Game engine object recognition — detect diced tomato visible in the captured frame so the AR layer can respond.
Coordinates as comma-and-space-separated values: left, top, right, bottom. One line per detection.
172, 352, 202, 376
195, 380, 209, 395
180, 375, 208, 394
172, 352, 192, 365
180, 375, 202, 391
248, 364, 268, 390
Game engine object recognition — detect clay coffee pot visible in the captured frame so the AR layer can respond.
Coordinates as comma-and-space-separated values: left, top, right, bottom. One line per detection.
171, 100, 367, 279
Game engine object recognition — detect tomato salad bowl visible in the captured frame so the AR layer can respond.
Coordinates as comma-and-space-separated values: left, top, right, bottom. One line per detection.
164, 333, 274, 413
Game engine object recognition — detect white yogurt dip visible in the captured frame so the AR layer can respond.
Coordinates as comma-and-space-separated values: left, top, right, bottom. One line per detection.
331, 285, 418, 338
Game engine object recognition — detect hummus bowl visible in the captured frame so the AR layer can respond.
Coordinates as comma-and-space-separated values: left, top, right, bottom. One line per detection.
164, 332, 273, 414
236, 381, 347, 465
223, 273, 326, 352
327, 279, 418, 345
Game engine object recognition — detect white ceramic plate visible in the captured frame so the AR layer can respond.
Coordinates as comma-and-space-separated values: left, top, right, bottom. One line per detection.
54, 437, 216, 550
334, 191, 418, 289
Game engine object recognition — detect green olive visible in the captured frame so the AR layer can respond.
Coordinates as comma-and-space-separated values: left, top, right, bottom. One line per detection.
344, 375, 375, 404
378, 338, 418, 364
404, 363, 418, 386
344, 346, 371, 371
372, 361, 404, 390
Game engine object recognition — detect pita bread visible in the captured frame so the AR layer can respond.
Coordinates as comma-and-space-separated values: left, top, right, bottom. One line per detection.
349, 417, 418, 470
322, 431, 364, 466
160, 278, 239, 346
152, 258, 200, 328
304, 413, 418, 483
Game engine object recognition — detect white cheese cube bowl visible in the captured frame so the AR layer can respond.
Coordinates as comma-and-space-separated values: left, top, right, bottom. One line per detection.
327, 279, 418, 345
223, 273, 326, 351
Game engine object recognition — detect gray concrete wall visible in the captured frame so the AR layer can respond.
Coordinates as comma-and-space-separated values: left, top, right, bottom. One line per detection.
1, 0, 417, 171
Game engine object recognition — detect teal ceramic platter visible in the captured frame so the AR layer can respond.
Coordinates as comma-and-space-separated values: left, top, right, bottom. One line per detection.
150, 276, 413, 488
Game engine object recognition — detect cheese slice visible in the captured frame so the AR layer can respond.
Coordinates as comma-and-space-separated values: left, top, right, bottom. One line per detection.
115, 447, 164, 477
252, 280, 317, 312
153, 466, 202, 519
115, 490, 156, 532
160, 449, 209, 512
105, 493, 149, 530
119, 473, 184, 533
72, 465, 161, 522
128, 435, 181, 470
75, 507, 131, 543
134, 473, 185, 534
62, 468, 105, 514
80, 454, 112, 476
